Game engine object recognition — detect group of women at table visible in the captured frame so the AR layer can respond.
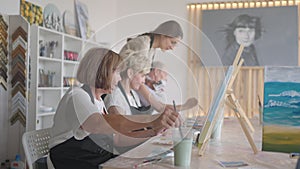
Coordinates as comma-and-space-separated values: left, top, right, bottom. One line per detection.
47, 20, 198, 169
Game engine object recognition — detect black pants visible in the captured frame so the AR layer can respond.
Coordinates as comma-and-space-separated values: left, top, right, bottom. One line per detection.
50, 136, 115, 169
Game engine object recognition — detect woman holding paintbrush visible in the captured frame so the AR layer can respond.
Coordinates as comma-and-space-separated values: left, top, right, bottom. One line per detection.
48, 48, 180, 169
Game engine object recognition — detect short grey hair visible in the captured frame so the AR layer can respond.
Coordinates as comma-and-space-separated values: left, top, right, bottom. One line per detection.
151, 61, 166, 71
77, 47, 122, 89
120, 51, 151, 79
151, 20, 183, 39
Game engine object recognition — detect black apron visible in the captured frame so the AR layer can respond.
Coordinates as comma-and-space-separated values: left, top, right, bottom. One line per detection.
118, 82, 153, 115
49, 85, 116, 169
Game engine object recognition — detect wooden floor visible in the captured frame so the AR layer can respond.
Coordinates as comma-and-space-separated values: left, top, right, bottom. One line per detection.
101, 117, 298, 169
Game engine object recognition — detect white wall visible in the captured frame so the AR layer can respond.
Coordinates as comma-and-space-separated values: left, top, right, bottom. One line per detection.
0, 0, 19, 14
25, 0, 118, 44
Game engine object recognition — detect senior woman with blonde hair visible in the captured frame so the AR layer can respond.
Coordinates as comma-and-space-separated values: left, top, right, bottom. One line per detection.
48, 47, 180, 169
104, 50, 153, 115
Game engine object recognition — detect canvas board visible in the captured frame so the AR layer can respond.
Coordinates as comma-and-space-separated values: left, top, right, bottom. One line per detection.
263, 66, 300, 153
197, 66, 234, 153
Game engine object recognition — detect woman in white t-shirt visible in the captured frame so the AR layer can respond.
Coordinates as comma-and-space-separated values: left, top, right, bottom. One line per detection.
49, 48, 180, 169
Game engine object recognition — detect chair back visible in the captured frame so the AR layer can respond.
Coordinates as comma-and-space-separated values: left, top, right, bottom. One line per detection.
22, 128, 51, 169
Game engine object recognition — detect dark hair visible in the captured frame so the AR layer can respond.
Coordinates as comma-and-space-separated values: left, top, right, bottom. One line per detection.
223, 14, 262, 49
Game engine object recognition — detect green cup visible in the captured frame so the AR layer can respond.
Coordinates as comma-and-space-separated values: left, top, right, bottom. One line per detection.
172, 127, 193, 167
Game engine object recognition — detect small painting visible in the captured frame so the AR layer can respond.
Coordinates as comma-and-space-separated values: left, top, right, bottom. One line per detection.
63, 10, 78, 37
263, 66, 300, 153
20, 0, 43, 26
75, 0, 90, 39
43, 3, 63, 32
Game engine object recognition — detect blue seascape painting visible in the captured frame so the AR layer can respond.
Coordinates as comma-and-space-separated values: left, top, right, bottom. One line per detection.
263, 67, 300, 153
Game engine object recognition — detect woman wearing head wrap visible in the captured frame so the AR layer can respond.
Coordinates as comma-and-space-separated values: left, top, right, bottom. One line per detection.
119, 20, 198, 113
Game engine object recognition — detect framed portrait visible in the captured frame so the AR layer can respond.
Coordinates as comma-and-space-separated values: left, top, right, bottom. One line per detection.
199, 4, 298, 66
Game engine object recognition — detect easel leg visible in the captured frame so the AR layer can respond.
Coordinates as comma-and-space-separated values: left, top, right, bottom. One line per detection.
211, 108, 224, 140
226, 93, 258, 154
234, 111, 258, 154
229, 93, 255, 132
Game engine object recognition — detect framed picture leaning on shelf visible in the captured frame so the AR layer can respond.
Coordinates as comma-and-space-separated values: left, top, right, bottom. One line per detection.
75, 0, 90, 39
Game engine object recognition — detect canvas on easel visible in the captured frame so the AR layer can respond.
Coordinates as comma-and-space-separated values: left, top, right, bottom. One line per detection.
197, 65, 234, 155
197, 45, 258, 155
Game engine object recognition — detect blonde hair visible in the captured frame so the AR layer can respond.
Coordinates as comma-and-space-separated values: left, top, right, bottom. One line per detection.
77, 48, 123, 90
120, 51, 151, 79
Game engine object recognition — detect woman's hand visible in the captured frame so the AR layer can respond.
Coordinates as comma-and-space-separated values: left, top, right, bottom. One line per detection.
152, 106, 179, 134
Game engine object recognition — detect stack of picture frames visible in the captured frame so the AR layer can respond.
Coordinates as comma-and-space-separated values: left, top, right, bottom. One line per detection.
0, 15, 8, 90
10, 26, 27, 127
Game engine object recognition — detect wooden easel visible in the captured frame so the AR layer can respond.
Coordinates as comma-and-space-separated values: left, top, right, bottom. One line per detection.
224, 46, 258, 154
198, 45, 258, 155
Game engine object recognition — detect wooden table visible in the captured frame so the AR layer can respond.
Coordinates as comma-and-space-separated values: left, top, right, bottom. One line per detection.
101, 117, 298, 169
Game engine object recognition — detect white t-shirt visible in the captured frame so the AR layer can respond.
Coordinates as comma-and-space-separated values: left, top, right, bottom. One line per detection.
104, 87, 141, 115
49, 87, 105, 149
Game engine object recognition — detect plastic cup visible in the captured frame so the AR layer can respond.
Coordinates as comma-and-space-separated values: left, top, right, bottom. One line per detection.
172, 127, 193, 167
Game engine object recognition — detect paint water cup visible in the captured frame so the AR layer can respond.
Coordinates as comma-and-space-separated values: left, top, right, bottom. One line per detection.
172, 127, 193, 167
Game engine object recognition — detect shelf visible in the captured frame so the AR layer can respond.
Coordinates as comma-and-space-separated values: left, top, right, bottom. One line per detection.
29, 25, 101, 130
39, 56, 61, 62
38, 87, 61, 90
63, 60, 79, 65
37, 112, 55, 117
64, 33, 82, 41
39, 26, 63, 36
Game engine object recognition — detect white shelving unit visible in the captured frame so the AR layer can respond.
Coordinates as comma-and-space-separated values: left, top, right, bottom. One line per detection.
28, 25, 101, 130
